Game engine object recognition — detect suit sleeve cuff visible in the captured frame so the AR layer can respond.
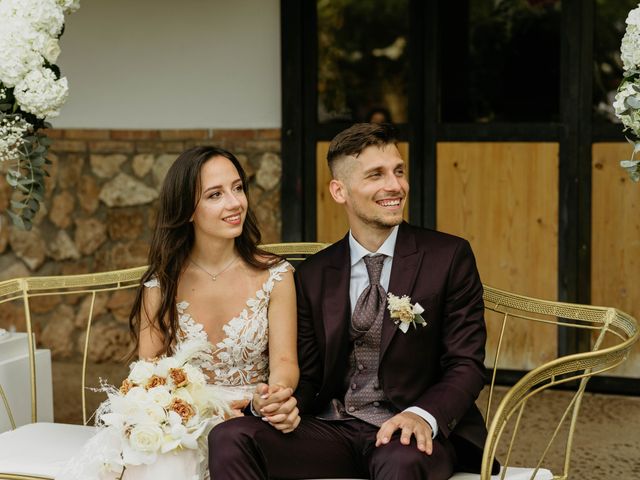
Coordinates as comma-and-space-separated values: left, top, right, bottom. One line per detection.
404, 406, 438, 438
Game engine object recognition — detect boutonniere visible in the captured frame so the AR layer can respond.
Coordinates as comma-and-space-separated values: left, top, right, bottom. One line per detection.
386, 293, 427, 333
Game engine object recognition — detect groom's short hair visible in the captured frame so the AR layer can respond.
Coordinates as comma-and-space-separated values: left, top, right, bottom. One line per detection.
327, 123, 398, 178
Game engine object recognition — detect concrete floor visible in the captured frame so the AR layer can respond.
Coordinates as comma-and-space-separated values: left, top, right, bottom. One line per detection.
52, 361, 640, 479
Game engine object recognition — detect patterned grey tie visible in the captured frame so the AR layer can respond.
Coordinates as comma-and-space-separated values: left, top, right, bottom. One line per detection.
352, 254, 386, 332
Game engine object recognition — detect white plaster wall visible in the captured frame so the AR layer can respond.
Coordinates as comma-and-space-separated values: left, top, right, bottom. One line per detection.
55, 0, 281, 129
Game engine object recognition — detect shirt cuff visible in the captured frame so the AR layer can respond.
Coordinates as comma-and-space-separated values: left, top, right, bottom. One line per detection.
403, 406, 438, 438
247, 398, 261, 417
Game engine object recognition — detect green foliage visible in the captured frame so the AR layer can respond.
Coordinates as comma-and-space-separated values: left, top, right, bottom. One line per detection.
4, 131, 51, 231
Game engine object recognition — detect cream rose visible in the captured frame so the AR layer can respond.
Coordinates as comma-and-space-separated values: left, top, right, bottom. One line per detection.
128, 424, 163, 453
129, 361, 155, 385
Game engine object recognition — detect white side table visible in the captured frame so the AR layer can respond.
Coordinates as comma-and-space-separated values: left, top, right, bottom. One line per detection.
0, 332, 54, 432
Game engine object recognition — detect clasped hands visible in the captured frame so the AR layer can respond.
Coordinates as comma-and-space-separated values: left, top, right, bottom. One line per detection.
250, 383, 300, 433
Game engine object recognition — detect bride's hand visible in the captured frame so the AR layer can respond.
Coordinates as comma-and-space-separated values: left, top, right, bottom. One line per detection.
251, 383, 292, 415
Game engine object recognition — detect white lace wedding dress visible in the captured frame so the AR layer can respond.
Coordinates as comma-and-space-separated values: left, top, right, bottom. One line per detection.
56, 261, 291, 480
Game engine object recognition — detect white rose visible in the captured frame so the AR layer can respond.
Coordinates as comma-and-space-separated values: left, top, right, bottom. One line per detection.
144, 402, 167, 423
128, 360, 156, 385
124, 386, 149, 403
128, 424, 163, 453
183, 364, 206, 386
42, 38, 60, 63
147, 386, 172, 407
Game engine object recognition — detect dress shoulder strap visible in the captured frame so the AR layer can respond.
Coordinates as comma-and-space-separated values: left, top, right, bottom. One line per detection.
263, 260, 292, 294
143, 277, 159, 289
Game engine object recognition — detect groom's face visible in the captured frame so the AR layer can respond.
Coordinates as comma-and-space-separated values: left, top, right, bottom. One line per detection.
331, 143, 408, 230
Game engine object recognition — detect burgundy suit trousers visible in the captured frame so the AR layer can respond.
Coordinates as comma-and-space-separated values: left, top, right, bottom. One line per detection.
208, 415, 455, 480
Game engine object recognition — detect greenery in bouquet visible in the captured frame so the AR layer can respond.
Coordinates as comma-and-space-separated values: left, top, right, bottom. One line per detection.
0, 0, 80, 229
93, 337, 231, 476
614, 3, 640, 182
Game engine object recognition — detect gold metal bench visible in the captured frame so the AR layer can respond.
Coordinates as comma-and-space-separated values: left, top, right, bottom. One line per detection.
0, 242, 637, 480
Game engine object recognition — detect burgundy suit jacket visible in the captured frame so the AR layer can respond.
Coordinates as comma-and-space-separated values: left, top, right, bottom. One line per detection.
293, 222, 495, 473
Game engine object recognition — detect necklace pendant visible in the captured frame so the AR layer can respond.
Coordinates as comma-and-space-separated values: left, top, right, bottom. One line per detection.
212, 275, 217, 281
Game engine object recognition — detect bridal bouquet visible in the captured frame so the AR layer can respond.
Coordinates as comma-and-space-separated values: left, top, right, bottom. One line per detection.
0, 0, 80, 229
614, 3, 640, 182
93, 337, 231, 476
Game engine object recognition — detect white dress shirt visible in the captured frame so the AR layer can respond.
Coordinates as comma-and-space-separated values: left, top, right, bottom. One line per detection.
349, 226, 439, 438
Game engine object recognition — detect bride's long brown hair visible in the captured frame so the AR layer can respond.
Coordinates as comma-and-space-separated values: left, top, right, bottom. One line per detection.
129, 146, 278, 357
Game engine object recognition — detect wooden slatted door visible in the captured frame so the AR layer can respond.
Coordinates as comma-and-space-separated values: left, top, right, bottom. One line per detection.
592, 143, 640, 378
436, 142, 560, 370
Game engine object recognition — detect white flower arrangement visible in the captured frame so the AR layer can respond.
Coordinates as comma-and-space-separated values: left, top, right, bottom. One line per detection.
386, 292, 427, 333
0, 0, 79, 229
614, 3, 640, 182
94, 337, 231, 477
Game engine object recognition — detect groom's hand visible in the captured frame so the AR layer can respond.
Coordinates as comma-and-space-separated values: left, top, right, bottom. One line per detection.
251, 383, 291, 414
375, 411, 433, 454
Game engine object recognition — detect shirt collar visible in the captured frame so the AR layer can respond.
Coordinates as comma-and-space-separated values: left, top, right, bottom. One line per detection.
349, 225, 399, 266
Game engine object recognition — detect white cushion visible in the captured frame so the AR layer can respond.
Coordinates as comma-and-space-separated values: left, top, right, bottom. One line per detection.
451, 466, 554, 480
0, 422, 95, 477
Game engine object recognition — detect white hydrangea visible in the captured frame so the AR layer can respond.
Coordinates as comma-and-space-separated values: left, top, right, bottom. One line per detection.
0, 114, 32, 162
614, 82, 640, 134
0, 24, 45, 87
627, 5, 640, 27
11, 0, 65, 38
621, 24, 640, 71
14, 66, 69, 118
57, 0, 81, 14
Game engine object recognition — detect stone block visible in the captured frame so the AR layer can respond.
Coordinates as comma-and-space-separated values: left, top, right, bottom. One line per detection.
90, 153, 128, 178
40, 305, 76, 359
107, 290, 137, 324
75, 293, 109, 328
48, 230, 81, 261
132, 154, 154, 178
152, 154, 177, 187
49, 140, 86, 153
9, 226, 46, 270
88, 141, 134, 154
49, 191, 75, 228
107, 208, 145, 240
99, 173, 158, 207
255, 152, 282, 190
78, 175, 100, 214
74, 218, 107, 255
86, 322, 133, 363
57, 153, 85, 189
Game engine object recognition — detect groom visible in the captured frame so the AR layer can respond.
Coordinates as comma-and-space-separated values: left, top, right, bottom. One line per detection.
209, 123, 497, 479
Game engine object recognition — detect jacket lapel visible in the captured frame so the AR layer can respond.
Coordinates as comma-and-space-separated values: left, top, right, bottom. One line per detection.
380, 223, 424, 360
321, 235, 351, 381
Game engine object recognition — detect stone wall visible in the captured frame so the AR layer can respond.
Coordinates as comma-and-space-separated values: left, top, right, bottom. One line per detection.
0, 128, 282, 363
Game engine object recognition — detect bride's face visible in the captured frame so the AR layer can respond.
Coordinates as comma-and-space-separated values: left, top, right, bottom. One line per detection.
191, 155, 248, 240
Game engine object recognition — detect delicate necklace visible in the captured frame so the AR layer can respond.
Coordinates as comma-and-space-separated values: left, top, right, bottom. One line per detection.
190, 255, 239, 281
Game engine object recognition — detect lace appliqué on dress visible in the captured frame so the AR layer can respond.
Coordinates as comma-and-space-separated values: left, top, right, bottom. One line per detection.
143, 278, 214, 373
211, 261, 290, 386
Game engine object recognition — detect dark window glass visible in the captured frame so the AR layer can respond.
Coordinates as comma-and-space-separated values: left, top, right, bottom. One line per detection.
593, 0, 639, 125
440, 0, 562, 123
316, 0, 409, 124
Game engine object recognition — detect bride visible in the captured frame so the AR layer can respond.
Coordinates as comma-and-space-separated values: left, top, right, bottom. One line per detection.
58, 146, 300, 479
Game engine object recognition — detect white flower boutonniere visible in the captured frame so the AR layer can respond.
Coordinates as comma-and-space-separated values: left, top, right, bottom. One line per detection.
386, 293, 427, 333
